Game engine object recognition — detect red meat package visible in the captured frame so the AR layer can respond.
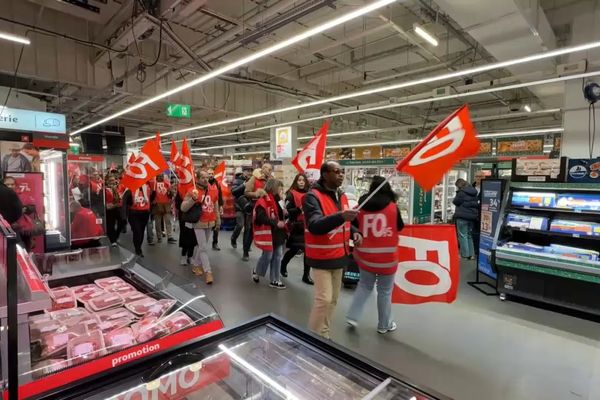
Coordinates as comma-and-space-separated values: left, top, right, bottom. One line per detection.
50, 288, 76, 311
48, 307, 89, 321
95, 307, 137, 323
29, 312, 52, 325
40, 325, 87, 358
104, 283, 136, 295
160, 312, 194, 334
94, 276, 126, 289
30, 319, 63, 343
131, 317, 168, 343
32, 359, 70, 379
72, 284, 99, 296
98, 317, 132, 333
86, 293, 124, 312
66, 329, 106, 365
121, 291, 149, 304
104, 327, 136, 352
77, 287, 106, 303
144, 299, 177, 318
125, 297, 158, 316
63, 313, 100, 331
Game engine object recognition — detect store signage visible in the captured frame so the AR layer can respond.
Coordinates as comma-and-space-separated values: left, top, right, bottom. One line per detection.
478, 139, 493, 156
354, 146, 381, 160
567, 158, 600, 183
412, 183, 432, 224
511, 158, 564, 182
478, 179, 505, 279
496, 136, 544, 156
272, 125, 296, 159
0, 106, 66, 134
339, 158, 395, 167
165, 103, 191, 118
383, 145, 412, 160
6, 172, 45, 253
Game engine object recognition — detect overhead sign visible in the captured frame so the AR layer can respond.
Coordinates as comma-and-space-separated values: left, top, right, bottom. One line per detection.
271, 125, 297, 160
165, 104, 191, 119
0, 106, 66, 134
496, 136, 544, 156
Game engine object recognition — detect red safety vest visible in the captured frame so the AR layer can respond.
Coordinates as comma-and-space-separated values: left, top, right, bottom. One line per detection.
155, 181, 171, 204
130, 184, 150, 211
253, 194, 279, 251
186, 185, 219, 223
354, 203, 399, 275
254, 178, 266, 191
289, 189, 306, 222
90, 180, 103, 196
304, 190, 350, 260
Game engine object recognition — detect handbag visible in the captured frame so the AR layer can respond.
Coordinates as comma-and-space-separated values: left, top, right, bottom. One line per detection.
181, 194, 206, 223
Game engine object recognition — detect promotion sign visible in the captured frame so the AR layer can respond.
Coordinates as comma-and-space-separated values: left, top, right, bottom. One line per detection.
392, 225, 459, 304
354, 146, 381, 160
478, 179, 504, 279
6, 172, 45, 253
496, 136, 544, 156
272, 126, 296, 159
566, 158, 600, 183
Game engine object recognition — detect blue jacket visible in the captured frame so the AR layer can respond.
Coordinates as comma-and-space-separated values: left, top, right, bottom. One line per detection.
453, 186, 479, 221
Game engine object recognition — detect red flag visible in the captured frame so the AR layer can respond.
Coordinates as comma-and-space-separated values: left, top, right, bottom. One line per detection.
397, 105, 479, 191
155, 132, 162, 149
169, 140, 178, 163
392, 225, 459, 304
120, 139, 168, 193
291, 120, 329, 181
173, 138, 195, 197
127, 152, 136, 165
213, 161, 226, 185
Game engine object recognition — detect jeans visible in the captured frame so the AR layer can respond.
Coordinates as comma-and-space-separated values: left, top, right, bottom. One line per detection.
308, 268, 343, 339
231, 211, 244, 243
256, 245, 283, 282
106, 208, 125, 244
146, 218, 155, 243
192, 228, 212, 273
212, 228, 219, 246
456, 218, 475, 258
347, 270, 395, 331
152, 203, 173, 240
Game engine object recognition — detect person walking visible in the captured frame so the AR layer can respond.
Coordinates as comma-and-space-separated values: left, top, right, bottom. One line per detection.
252, 179, 287, 289
105, 175, 125, 247
243, 163, 273, 261
207, 168, 224, 251
146, 177, 157, 246
304, 161, 361, 339
181, 170, 219, 284
152, 174, 176, 244
346, 176, 404, 334
230, 167, 252, 249
453, 178, 479, 260
280, 173, 313, 285
175, 188, 196, 266
122, 183, 152, 257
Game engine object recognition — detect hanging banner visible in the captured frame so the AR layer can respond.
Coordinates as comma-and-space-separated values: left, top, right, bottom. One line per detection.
496, 136, 544, 156
271, 125, 297, 159
478, 179, 505, 279
412, 183, 432, 224
392, 224, 460, 304
478, 139, 493, 156
354, 146, 381, 160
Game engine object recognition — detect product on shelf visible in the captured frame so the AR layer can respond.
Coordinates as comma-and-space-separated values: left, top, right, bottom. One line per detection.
48, 307, 89, 321
30, 319, 63, 343
104, 282, 136, 295
548, 244, 599, 261
50, 288, 77, 311
98, 317, 133, 333
125, 297, 158, 316
502, 242, 546, 253
104, 327, 136, 352
40, 325, 87, 359
511, 191, 556, 208
72, 284, 100, 297
95, 307, 137, 322
144, 299, 177, 318
131, 317, 168, 342
86, 293, 125, 312
94, 276, 128, 289
506, 214, 549, 230
161, 312, 194, 334
77, 286, 106, 302
66, 329, 106, 365
550, 219, 600, 236
556, 193, 600, 211
121, 291, 150, 303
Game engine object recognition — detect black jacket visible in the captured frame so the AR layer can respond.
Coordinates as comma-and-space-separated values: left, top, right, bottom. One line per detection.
285, 190, 307, 248
453, 186, 479, 221
353, 192, 404, 231
255, 195, 287, 247
303, 182, 359, 270
0, 183, 23, 224
231, 174, 248, 212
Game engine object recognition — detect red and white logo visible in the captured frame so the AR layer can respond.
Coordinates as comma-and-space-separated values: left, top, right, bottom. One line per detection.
392, 225, 459, 304
292, 120, 329, 180
362, 214, 392, 238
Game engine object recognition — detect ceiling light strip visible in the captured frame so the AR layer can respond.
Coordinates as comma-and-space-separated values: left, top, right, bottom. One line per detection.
70, 0, 397, 136
127, 40, 600, 144
0, 31, 30, 45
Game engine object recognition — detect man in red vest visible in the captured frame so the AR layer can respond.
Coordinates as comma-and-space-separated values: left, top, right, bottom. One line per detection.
303, 161, 362, 339
243, 162, 272, 261
151, 174, 176, 244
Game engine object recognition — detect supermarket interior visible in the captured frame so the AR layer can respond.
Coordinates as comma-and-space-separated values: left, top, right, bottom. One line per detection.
1, 0, 600, 399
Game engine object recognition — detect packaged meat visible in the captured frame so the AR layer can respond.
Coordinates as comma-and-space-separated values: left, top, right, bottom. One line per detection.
30, 319, 63, 343
50, 288, 76, 311
87, 293, 124, 312
40, 325, 87, 358
94, 276, 126, 289
144, 299, 177, 318
67, 330, 106, 365
48, 307, 89, 321
29, 312, 52, 325
125, 297, 158, 316
31, 359, 70, 378
131, 317, 168, 343
161, 312, 194, 334
104, 283, 136, 295
121, 291, 149, 304
98, 317, 132, 333
63, 314, 100, 331
77, 287, 106, 303
104, 327, 136, 352
72, 284, 99, 296
95, 307, 137, 323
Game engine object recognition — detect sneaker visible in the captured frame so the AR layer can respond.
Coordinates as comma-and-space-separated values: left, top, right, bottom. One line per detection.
111, 243, 117, 248
242, 253, 250, 262
148, 241, 155, 246
180, 256, 188, 266
167, 238, 177, 244
302, 275, 314, 285
252, 271, 259, 283
205, 272, 214, 284
269, 281, 286, 290
377, 322, 397, 334
231, 240, 237, 249
192, 266, 204, 276
212, 244, 221, 251
187, 257, 192, 265
346, 319, 358, 328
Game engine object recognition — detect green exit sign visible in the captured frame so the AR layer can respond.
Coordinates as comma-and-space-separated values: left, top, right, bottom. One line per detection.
166, 104, 191, 118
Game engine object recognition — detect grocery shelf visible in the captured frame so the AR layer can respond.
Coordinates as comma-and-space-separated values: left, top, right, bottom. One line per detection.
507, 227, 600, 242
511, 205, 600, 216
496, 248, 600, 278
511, 182, 600, 191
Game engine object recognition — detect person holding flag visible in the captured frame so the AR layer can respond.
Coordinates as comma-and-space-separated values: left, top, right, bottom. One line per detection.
121, 182, 153, 257
152, 174, 176, 244
105, 174, 125, 247
243, 162, 273, 261
207, 166, 224, 251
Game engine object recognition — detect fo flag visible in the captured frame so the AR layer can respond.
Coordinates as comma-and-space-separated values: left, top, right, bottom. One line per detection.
398, 105, 479, 191
172, 138, 195, 197
291, 120, 329, 181
213, 161, 226, 186
120, 138, 168, 193
392, 225, 459, 304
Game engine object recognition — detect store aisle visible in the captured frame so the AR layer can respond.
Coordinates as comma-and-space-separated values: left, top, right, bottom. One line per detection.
120, 231, 600, 400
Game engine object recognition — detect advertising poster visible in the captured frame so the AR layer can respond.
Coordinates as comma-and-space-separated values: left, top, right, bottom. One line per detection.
496, 136, 544, 156
383, 145, 412, 160
0, 140, 41, 173
5, 172, 45, 253
272, 126, 295, 159
566, 158, 600, 183
354, 146, 381, 160
478, 139, 493, 156
478, 179, 504, 279
325, 148, 340, 161
412, 183, 432, 224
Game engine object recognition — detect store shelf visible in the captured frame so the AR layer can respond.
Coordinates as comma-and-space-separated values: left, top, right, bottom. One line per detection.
496, 248, 600, 279
507, 227, 600, 242
511, 182, 600, 191
511, 205, 600, 216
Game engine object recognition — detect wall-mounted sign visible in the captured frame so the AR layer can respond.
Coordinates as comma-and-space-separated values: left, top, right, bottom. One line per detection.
478, 139, 493, 156
271, 126, 296, 160
339, 158, 395, 167
496, 136, 544, 156
383, 145, 412, 160
354, 146, 382, 160
567, 158, 600, 183
0, 106, 66, 134
165, 103, 191, 119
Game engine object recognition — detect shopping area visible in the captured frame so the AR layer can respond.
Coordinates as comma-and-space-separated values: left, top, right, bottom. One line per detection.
1, 0, 600, 399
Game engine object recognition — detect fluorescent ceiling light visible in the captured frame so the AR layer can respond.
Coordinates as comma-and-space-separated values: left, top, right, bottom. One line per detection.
0, 31, 30, 45
70, 0, 397, 137
524, 104, 532, 112
414, 25, 438, 47
129, 40, 600, 144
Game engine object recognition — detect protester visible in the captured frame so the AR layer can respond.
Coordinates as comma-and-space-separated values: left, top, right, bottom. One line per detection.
152, 174, 176, 244
280, 173, 313, 284
207, 168, 224, 251
122, 183, 152, 257
146, 177, 157, 246
304, 161, 361, 339
346, 176, 404, 334
230, 166, 252, 249
89, 168, 104, 218
472, 171, 485, 256
243, 162, 272, 261
1, 176, 22, 224
175, 189, 196, 266
453, 178, 479, 260
70, 201, 104, 249
105, 175, 124, 247
181, 170, 219, 284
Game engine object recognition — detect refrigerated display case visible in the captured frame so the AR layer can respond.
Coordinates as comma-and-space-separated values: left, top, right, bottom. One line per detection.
33, 314, 448, 400
40, 150, 69, 251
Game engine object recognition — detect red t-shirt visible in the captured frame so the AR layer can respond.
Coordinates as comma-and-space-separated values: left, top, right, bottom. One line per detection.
90, 179, 103, 196
71, 208, 103, 240
186, 185, 219, 223
155, 181, 171, 204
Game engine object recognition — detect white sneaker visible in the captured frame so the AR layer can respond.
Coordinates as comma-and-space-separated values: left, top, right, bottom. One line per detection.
180, 256, 188, 266
111, 243, 117, 248
377, 322, 397, 334
346, 319, 358, 328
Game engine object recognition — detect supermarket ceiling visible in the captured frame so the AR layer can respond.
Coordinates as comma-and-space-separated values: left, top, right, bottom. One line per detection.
0, 0, 598, 156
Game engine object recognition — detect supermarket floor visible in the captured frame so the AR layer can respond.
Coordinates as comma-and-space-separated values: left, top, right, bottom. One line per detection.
119, 231, 600, 400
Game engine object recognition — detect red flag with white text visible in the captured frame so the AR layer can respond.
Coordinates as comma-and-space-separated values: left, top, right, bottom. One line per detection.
155, 132, 162, 149
127, 152, 136, 165
397, 105, 479, 191
173, 138, 195, 197
120, 139, 168, 193
169, 140, 178, 163
291, 120, 329, 181
213, 161, 226, 186
392, 225, 459, 304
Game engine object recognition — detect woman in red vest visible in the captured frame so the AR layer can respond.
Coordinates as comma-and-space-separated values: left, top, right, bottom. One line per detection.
280, 173, 313, 285
252, 179, 287, 289
346, 176, 404, 334
181, 170, 220, 284
105, 174, 124, 247
122, 183, 152, 257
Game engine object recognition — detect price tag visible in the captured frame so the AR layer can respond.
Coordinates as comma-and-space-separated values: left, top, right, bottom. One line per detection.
573, 234, 580, 238
523, 206, 530, 209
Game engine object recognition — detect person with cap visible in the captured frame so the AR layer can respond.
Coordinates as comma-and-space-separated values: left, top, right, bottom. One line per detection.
230, 166, 252, 249
243, 163, 273, 261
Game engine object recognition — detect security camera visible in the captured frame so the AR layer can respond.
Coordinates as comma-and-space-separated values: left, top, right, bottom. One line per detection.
508, 100, 522, 112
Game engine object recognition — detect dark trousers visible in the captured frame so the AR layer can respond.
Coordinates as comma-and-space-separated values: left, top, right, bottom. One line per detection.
212, 228, 219, 246
181, 246, 194, 258
128, 211, 149, 254
281, 246, 310, 277
231, 211, 244, 243
106, 208, 125, 244
242, 213, 253, 254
